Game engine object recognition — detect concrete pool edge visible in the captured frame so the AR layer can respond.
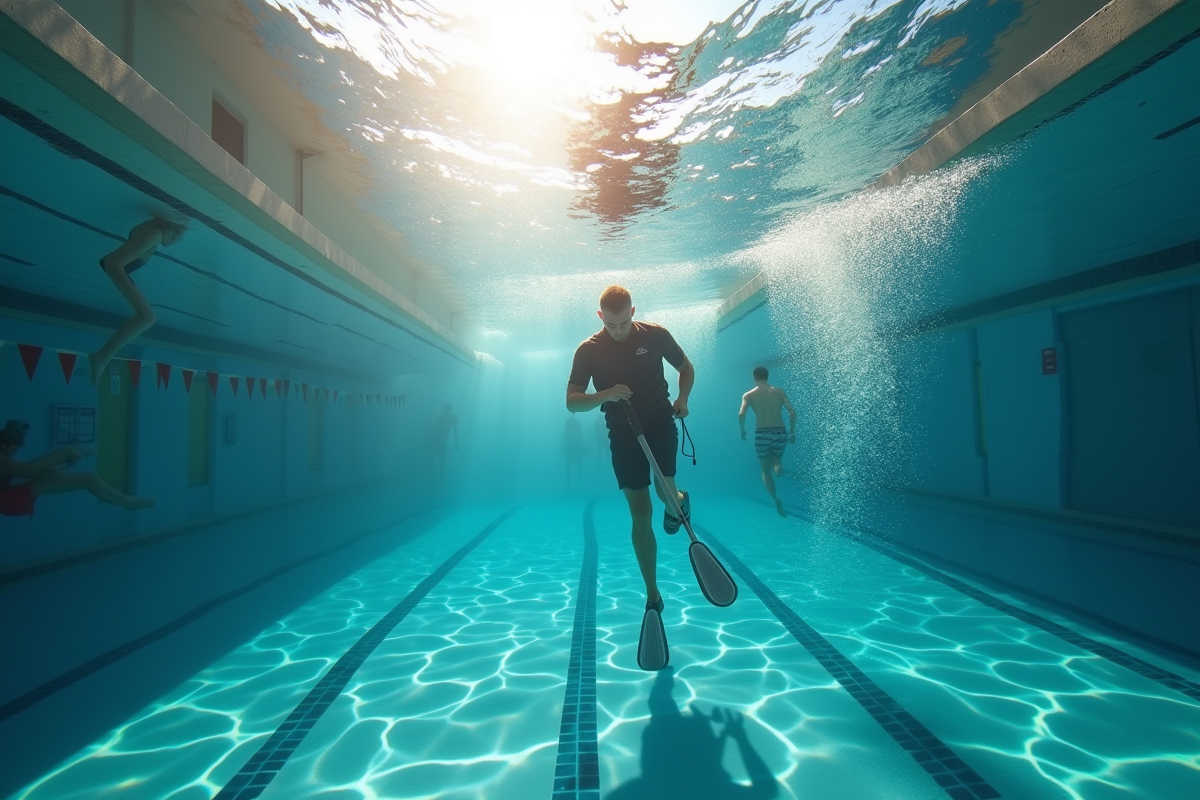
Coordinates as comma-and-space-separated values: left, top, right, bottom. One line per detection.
0, 0, 476, 364
715, 0, 1200, 326
872, 0, 1199, 189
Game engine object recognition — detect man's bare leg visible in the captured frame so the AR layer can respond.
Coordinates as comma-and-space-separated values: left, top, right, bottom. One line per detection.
89, 265, 156, 385
651, 474, 685, 517
760, 459, 787, 517
622, 486, 660, 604
773, 455, 784, 477
29, 472, 154, 509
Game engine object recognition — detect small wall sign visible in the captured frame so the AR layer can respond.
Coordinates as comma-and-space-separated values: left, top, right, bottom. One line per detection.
1041, 347, 1058, 375
110, 363, 121, 395
225, 414, 237, 445
53, 405, 97, 445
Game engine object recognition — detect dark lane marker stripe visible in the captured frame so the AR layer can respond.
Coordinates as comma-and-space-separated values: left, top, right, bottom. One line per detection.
551, 500, 599, 800
1155, 113, 1200, 140
216, 507, 519, 800
0, 508, 433, 723
774, 499, 1200, 705
699, 526, 1002, 800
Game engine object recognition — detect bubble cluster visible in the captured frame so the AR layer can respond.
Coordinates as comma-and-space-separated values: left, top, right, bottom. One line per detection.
744, 157, 996, 529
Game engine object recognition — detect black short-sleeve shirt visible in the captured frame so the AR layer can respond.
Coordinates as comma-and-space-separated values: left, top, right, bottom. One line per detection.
568, 321, 686, 435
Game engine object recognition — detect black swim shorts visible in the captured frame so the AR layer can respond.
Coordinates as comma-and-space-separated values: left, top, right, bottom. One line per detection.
608, 417, 678, 491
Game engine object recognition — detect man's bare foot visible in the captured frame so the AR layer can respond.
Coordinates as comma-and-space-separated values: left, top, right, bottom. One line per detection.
120, 496, 155, 511
775, 498, 788, 518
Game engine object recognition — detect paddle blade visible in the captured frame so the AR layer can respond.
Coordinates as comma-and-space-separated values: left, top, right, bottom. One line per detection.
637, 608, 670, 671
689, 542, 738, 607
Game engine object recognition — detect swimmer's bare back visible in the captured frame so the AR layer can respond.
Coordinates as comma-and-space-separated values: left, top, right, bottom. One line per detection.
744, 385, 788, 429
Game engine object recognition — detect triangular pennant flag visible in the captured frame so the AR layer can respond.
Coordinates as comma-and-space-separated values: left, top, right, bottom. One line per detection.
302, 382, 308, 402
18, 344, 43, 380
324, 388, 330, 401
207, 371, 219, 396
156, 362, 171, 390
128, 360, 142, 390
259, 378, 267, 398
182, 369, 194, 394
247, 377, 255, 400
229, 376, 239, 396
333, 390, 339, 403
57, 352, 78, 385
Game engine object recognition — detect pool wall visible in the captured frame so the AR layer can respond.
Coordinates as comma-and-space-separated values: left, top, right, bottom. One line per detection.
0, 312, 443, 570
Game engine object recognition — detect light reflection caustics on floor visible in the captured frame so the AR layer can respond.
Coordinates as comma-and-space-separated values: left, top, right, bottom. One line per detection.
13, 497, 1200, 800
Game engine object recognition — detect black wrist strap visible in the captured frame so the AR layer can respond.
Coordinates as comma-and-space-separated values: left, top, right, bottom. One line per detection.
679, 417, 696, 465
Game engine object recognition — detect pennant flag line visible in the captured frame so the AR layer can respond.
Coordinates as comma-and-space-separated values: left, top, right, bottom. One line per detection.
7, 340, 408, 414
58, 352, 77, 385
18, 344, 42, 380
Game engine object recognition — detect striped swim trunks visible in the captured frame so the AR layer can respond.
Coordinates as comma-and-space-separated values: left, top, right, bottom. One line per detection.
755, 427, 787, 459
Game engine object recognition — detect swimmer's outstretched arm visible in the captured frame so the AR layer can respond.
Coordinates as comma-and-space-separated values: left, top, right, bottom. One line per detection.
27, 445, 87, 470
0, 453, 55, 478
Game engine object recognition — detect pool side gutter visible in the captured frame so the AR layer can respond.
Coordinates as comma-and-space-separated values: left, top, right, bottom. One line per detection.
0, 0, 478, 365
715, 0, 1200, 327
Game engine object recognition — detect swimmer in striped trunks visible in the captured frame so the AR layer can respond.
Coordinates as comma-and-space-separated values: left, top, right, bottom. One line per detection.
738, 367, 797, 518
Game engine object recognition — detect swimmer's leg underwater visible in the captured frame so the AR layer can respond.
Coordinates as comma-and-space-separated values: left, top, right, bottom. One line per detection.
616, 399, 738, 671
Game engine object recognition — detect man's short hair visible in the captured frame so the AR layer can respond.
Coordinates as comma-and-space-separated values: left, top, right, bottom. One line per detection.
753, 366, 768, 381
599, 285, 632, 312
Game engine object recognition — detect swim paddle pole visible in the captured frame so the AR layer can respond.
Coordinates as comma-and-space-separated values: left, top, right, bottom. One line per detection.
617, 399, 737, 607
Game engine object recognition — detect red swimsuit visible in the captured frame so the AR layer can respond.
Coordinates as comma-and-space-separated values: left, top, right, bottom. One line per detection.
0, 475, 35, 517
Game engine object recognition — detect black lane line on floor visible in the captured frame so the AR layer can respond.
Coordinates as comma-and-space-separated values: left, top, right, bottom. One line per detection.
215, 507, 519, 800
0, 508, 435, 724
0, 98, 467, 363
551, 500, 600, 800
770, 498, 1200, 705
700, 526, 1002, 800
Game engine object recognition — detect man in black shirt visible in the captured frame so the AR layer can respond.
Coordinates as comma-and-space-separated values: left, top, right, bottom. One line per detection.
566, 285, 695, 620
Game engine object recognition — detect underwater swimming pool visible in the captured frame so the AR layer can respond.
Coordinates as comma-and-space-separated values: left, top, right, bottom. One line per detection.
2, 0, 1199, 797
4, 489, 1197, 799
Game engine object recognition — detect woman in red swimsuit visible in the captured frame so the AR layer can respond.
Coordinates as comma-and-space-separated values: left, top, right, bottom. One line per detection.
0, 420, 155, 517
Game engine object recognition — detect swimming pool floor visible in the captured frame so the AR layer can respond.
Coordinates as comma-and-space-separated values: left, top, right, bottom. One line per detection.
5, 494, 1199, 799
